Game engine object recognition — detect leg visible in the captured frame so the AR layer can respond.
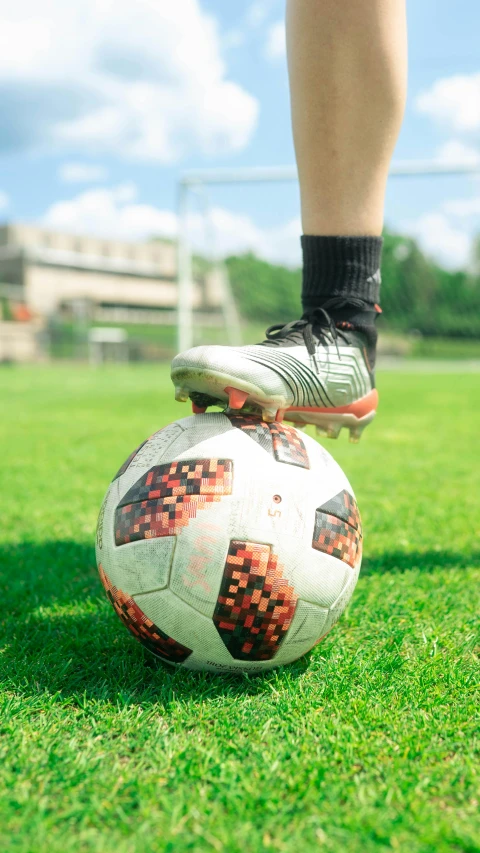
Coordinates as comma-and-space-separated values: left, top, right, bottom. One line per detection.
287, 0, 407, 237
171, 0, 408, 441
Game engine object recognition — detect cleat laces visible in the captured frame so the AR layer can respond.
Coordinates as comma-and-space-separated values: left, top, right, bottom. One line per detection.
262, 297, 368, 369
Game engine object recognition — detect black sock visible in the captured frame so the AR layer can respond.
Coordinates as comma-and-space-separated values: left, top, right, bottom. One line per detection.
301, 235, 383, 314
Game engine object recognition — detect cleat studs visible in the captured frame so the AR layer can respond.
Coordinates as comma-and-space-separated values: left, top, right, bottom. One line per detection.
349, 425, 365, 443
224, 386, 249, 410
192, 403, 207, 414
326, 423, 342, 439
175, 387, 190, 403
315, 425, 328, 437
262, 407, 277, 423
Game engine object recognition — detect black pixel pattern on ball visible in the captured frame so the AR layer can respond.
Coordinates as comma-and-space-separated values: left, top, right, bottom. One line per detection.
312, 489, 362, 569
213, 540, 298, 661
99, 565, 192, 664
228, 415, 310, 469
115, 459, 233, 545
117, 458, 233, 506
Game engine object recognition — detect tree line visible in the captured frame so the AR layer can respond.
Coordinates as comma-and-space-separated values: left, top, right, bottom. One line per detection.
224, 230, 480, 338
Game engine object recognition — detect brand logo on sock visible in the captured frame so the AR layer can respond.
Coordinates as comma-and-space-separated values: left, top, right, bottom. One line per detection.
366, 269, 381, 286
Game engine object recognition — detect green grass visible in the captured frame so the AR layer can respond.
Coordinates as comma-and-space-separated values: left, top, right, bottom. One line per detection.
0, 365, 478, 853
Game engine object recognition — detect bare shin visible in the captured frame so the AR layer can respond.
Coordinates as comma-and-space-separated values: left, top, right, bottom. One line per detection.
286, 0, 407, 236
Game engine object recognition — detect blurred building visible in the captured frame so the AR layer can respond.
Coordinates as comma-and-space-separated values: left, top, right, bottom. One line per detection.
0, 222, 222, 324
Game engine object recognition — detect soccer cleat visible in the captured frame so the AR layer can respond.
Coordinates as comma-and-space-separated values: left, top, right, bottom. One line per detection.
171, 300, 379, 440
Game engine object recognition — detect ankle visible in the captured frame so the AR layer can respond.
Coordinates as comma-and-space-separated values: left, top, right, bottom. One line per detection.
301, 235, 383, 312
303, 297, 381, 328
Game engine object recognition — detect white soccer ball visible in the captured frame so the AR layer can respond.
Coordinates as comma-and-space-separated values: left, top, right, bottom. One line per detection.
96, 413, 362, 673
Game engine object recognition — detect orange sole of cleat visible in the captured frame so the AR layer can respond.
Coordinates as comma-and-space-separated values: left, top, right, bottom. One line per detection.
224, 386, 249, 410
284, 389, 378, 440
192, 403, 207, 414
286, 389, 378, 420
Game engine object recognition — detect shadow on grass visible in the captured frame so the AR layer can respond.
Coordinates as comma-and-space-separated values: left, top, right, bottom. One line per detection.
361, 549, 480, 575
0, 540, 311, 707
1, 539, 476, 708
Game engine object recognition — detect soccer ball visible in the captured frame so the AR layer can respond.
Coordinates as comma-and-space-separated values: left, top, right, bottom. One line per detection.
96, 413, 362, 673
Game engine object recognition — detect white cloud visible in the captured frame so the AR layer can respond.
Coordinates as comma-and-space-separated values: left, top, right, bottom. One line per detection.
196, 207, 301, 266
416, 73, 480, 131
0, 0, 259, 162
265, 21, 286, 61
43, 184, 177, 241
225, 2, 283, 53
435, 139, 480, 166
443, 196, 480, 217
58, 162, 109, 184
0, 190, 9, 211
437, 140, 480, 165
407, 212, 472, 269
41, 184, 302, 266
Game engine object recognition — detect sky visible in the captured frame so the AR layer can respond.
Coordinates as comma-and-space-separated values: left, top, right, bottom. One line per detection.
0, 0, 479, 270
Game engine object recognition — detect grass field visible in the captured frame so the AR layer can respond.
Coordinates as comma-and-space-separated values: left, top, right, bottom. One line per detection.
0, 365, 479, 853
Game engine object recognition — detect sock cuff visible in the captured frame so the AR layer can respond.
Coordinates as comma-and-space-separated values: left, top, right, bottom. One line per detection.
301, 235, 383, 307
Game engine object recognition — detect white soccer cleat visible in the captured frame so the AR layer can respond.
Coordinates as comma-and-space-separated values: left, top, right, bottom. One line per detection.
171, 308, 379, 441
